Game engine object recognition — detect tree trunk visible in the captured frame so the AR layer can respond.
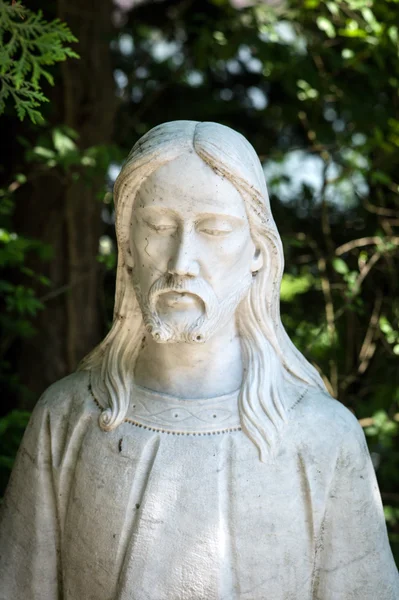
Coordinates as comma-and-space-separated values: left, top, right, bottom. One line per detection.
14, 0, 116, 409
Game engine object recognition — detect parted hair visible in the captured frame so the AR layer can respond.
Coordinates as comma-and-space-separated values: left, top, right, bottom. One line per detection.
79, 121, 326, 460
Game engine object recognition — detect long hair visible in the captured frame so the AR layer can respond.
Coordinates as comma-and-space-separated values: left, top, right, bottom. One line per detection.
80, 121, 326, 460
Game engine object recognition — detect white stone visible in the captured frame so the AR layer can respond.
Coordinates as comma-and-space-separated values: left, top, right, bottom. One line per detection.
0, 121, 398, 599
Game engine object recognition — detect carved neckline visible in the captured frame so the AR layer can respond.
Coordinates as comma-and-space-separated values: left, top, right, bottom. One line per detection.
88, 374, 309, 436
124, 382, 242, 434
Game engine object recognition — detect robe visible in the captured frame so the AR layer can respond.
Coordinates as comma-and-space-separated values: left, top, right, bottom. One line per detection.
0, 370, 398, 599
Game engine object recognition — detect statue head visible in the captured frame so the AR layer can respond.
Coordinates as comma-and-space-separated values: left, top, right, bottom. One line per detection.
131, 151, 261, 345
81, 121, 326, 460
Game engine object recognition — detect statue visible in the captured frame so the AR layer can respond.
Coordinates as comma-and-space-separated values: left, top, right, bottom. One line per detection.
0, 121, 398, 599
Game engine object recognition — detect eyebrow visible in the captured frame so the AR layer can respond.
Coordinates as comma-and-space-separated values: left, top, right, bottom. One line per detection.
136, 206, 180, 218
137, 206, 246, 223
195, 212, 246, 224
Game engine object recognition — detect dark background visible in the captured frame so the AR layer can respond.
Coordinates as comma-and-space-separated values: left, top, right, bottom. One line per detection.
1, 0, 398, 563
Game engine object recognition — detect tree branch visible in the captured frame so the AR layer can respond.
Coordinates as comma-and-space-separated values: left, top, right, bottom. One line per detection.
336, 236, 399, 256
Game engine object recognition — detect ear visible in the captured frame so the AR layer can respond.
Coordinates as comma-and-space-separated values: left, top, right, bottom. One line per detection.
251, 247, 263, 274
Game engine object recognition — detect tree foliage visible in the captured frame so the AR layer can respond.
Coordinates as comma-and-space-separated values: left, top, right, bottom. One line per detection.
0, 0, 78, 122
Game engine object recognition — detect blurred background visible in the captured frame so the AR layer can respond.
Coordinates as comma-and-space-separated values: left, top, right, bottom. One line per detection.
0, 0, 398, 562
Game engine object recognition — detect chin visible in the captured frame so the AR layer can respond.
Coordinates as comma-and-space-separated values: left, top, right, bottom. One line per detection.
146, 320, 211, 345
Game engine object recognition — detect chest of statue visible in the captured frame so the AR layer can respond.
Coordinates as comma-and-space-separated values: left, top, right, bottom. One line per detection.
57, 411, 328, 600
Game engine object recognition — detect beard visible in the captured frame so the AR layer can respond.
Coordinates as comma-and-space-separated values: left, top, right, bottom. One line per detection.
132, 270, 252, 344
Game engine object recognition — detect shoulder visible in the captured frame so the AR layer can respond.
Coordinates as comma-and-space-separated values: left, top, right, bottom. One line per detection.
35, 369, 97, 423
289, 385, 367, 458
295, 386, 360, 432
14, 371, 98, 465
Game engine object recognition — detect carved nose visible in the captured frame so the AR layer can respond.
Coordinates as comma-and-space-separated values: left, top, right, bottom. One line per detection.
168, 256, 200, 278
168, 242, 200, 278
168, 229, 200, 277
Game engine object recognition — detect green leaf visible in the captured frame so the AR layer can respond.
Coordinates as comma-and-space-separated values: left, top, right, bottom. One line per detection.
0, 3, 79, 122
316, 16, 336, 38
52, 128, 77, 156
32, 146, 55, 160
332, 258, 349, 275
379, 317, 393, 334
371, 170, 392, 185
280, 274, 313, 302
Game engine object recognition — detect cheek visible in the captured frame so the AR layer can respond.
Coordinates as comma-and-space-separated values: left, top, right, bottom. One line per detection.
130, 239, 157, 294
131, 227, 173, 276
204, 233, 254, 289
210, 233, 254, 269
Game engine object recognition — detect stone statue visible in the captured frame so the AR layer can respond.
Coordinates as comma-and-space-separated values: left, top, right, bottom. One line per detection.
0, 121, 398, 599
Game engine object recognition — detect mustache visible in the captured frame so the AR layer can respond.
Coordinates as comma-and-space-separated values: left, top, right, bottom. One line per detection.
148, 275, 219, 317
133, 270, 252, 344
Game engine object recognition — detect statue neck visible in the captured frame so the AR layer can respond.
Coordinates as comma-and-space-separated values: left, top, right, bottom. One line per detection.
134, 319, 242, 399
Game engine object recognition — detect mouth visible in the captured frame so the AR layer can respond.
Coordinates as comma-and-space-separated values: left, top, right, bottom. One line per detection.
159, 291, 202, 308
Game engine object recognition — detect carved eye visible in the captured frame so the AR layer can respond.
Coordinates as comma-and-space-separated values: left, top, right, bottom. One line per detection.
197, 219, 233, 237
144, 219, 176, 233
200, 227, 232, 236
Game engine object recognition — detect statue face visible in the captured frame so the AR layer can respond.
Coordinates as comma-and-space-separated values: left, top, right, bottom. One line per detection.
130, 152, 262, 343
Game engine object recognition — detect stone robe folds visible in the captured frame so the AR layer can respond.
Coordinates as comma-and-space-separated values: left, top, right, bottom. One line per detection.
0, 371, 398, 600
